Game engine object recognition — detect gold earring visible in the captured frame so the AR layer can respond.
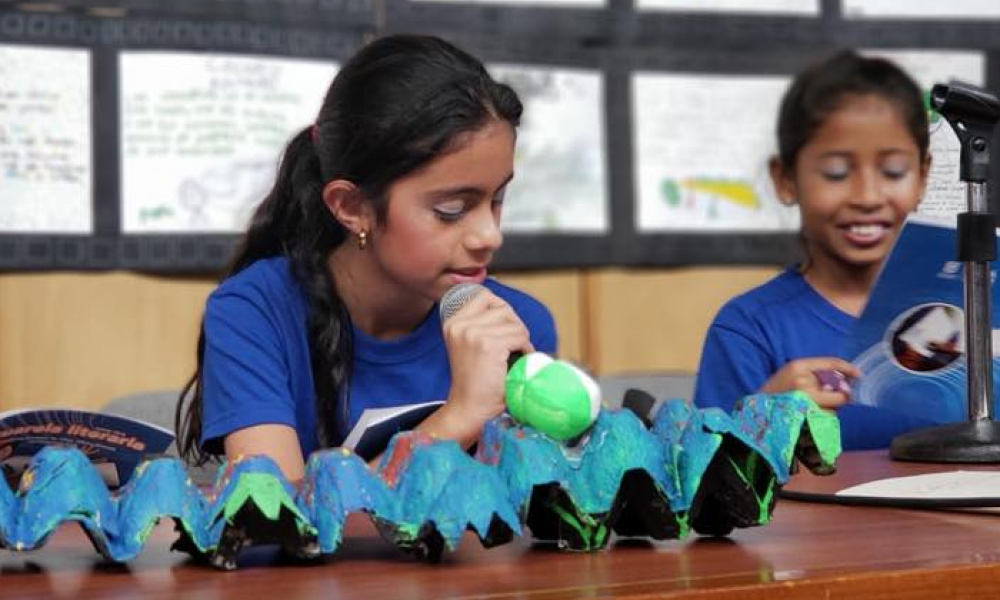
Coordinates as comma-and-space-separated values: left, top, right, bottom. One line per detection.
357, 230, 368, 250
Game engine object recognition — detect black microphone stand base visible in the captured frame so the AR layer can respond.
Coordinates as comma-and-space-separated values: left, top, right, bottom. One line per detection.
890, 420, 1000, 463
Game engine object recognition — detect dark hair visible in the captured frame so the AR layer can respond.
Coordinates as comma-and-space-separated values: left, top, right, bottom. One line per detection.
776, 50, 930, 170
176, 34, 523, 465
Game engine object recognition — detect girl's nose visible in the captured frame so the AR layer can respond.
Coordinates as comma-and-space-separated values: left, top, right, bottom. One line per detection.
852, 168, 884, 208
465, 205, 503, 251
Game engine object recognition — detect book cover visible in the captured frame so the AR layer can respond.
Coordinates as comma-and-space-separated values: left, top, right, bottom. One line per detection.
845, 215, 1000, 423
342, 401, 444, 461
0, 408, 175, 489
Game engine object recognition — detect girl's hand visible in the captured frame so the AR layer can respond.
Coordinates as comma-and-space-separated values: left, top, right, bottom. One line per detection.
433, 289, 534, 443
760, 357, 860, 410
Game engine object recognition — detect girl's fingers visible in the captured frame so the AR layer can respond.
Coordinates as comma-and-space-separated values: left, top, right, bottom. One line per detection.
447, 289, 509, 318
827, 359, 861, 378
451, 307, 523, 331
792, 357, 861, 379
445, 296, 525, 335
445, 319, 531, 360
469, 325, 532, 353
807, 390, 849, 409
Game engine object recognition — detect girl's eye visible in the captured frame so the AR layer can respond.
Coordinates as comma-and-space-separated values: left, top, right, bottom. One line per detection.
433, 201, 466, 221
821, 168, 849, 182
882, 165, 911, 180
818, 159, 850, 182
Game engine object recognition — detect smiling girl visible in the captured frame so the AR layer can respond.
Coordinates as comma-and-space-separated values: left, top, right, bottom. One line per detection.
693, 50, 932, 450
175, 35, 557, 481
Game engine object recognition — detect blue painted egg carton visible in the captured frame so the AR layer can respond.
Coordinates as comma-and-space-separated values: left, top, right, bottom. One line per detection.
0, 392, 839, 569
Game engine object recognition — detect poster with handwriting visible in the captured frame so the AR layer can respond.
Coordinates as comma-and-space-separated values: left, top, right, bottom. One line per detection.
637, 0, 818, 14
865, 50, 986, 219
632, 73, 797, 232
120, 52, 335, 233
844, 0, 1000, 18
492, 64, 607, 232
633, 50, 985, 232
0, 45, 92, 233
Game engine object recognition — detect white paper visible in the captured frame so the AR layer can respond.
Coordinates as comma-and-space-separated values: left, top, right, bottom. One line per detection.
0, 44, 92, 233
638, 0, 818, 14
864, 50, 986, 219
492, 64, 608, 233
342, 400, 443, 456
844, 0, 1000, 19
120, 52, 336, 233
838, 470, 1000, 499
632, 72, 799, 232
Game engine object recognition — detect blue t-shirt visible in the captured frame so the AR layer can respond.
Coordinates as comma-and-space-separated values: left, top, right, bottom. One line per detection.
693, 268, 932, 450
200, 256, 557, 458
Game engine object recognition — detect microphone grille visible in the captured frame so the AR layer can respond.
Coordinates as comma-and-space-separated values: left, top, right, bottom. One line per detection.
439, 282, 485, 322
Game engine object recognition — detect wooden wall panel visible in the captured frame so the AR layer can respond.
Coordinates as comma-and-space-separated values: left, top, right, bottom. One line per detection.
583, 267, 779, 375
0, 273, 214, 411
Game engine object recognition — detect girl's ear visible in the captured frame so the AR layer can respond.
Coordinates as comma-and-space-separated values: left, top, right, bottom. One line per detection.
321, 179, 373, 236
769, 156, 798, 207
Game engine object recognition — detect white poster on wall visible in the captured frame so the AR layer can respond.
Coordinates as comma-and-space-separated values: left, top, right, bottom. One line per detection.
0, 44, 92, 233
492, 64, 608, 233
120, 52, 335, 233
866, 50, 986, 219
632, 73, 797, 232
634, 50, 987, 233
844, 0, 1000, 19
637, 0, 818, 14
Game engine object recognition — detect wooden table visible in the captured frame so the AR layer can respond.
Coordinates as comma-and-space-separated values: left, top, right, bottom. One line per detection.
4, 450, 1000, 599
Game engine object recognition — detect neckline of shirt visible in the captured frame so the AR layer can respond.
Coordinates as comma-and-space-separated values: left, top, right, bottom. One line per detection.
350, 306, 444, 364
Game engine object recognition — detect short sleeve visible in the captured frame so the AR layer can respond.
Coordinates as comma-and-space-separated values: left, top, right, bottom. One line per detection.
692, 304, 774, 412
527, 305, 558, 356
487, 278, 559, 357
200, 289, 297, 452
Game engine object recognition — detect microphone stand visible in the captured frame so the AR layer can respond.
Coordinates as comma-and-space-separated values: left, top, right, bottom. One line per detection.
891, 81, 1000, 462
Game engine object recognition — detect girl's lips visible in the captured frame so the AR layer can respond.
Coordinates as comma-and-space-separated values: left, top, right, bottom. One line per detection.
840, 222, 890, 248
448, 267, 487, 284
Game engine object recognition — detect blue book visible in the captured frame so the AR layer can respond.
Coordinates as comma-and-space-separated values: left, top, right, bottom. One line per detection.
846, 215, 1000, 423
0, 408, 175, 489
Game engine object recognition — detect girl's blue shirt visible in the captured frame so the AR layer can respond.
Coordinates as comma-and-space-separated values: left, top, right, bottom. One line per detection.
201, 256, 557, 458
693, 267, 934, 450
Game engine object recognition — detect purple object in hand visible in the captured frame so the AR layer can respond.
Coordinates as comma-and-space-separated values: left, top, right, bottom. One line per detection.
813, 369, 851, 394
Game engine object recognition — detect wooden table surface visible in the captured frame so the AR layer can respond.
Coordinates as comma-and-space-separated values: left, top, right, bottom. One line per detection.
4, 450, 1000, 599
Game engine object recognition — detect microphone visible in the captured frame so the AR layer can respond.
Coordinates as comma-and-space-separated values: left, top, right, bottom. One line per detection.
439, 283, 523, 369
440, 283, 602, 441
439, 282, 485, 321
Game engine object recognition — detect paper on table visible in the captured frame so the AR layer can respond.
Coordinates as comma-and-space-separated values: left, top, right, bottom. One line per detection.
838, 470, 1000, 499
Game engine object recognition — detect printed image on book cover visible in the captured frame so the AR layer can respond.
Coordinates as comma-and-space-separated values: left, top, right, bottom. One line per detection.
0, 408, 174, 488
846, 215, 1000, 423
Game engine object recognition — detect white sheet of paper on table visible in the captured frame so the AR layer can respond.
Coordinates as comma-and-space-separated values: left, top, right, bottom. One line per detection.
838, 470, 1000, 499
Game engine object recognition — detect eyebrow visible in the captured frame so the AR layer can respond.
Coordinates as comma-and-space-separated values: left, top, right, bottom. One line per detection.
425, 172, 514, 200
816, 148, 916, 159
